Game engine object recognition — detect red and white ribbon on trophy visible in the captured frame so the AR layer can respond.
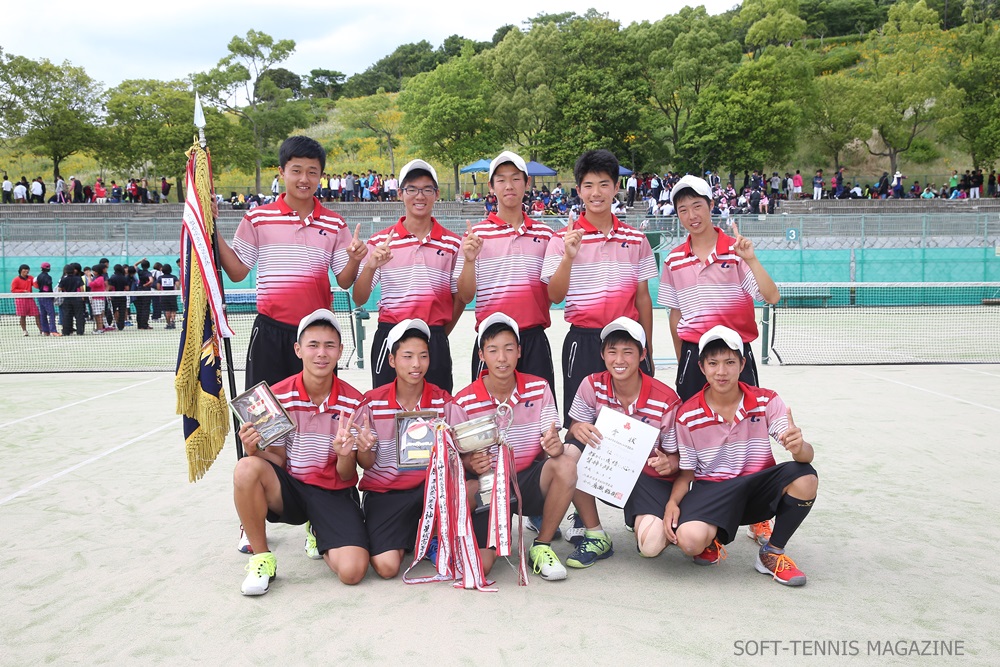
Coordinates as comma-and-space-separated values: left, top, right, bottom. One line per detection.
404, 421, 494, 592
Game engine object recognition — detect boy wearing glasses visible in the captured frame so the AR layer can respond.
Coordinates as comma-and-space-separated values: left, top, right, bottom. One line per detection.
354, 159, 463, 393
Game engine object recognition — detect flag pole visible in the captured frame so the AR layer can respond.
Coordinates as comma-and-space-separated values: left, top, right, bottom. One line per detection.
195, 93, 243, 460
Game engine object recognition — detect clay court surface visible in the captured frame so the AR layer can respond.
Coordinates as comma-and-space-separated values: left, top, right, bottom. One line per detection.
2, 310, 998, 665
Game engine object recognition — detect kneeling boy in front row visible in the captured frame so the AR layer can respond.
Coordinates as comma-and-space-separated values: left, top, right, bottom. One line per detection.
453, 313, 577, 581
233, 309, 371, 595
355, 319, 462, 579
665, 326, 819, 586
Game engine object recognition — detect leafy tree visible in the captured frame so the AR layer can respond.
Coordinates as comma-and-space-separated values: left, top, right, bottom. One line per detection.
194, 30, 309, 192
802, 73, 861, 170
259, 67, 303, 99
337, 91, 404, 174
492, 25, 517, 45
0, 48, 28, 143
545, 14, 648, 170
306, 68, 346, 99
680, 49, 811, 173
942, 20, 1000, 166
480, 24, 564, 161
13, 57, 103, 180
629, 8, 742, 163
851, 1, 961, 172
399, 45, 500, 193
738, 0, 809, 49
343, 41, 442, 97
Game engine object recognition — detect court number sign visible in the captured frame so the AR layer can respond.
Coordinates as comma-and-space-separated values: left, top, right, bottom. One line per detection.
786, 228, 801, 242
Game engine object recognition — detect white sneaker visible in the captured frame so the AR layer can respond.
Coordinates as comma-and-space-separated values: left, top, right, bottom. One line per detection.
304, 521, 322, 560
241, 552, 277, 596
564, 512, 586, 546
237, 525, 253, 554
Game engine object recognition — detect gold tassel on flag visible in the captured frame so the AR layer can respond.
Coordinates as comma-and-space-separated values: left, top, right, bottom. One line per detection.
176, 136, 230, 482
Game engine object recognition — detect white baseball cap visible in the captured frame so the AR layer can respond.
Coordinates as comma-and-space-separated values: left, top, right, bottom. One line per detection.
600, 317, 646, 349
387, 318, 431, 352
399, 159, 438, 187
488, 151, 528, 181
297, 308, 342, 340
478, 311, 520, 344
698, 325, 744, 355
670, 174, 713, 204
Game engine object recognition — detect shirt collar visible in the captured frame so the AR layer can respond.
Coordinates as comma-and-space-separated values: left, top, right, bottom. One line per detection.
695, 382, 757, 424
575, 213, 622, 236
388, 379, 433, 411
274, 193, 323, 226
392, 216, 444, 243
292, 371, 339, 414
485, 211, 534, 236
679, 227, 733, 264
474, 370, 528, 406
603, 372, 653, 415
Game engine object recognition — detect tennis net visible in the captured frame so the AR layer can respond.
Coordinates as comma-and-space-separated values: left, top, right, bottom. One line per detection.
765, 282, 1000, 365
0, 289, 360, 373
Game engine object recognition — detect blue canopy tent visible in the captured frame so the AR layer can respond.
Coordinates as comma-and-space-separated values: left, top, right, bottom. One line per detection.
619, 166, 633, 176
460, 159, 491, 174
525, 161, 557, 177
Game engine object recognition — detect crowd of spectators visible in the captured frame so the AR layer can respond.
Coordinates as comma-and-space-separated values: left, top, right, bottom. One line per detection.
10, 258, 180, 337
1, 173, 174, 205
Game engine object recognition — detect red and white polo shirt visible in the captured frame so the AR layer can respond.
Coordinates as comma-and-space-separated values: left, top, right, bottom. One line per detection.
568, 371, 681, 480
541, 214, 657, 328
360, 217, 461, 326
676, 383, 789, 481
452, 371, 560, 473
356, 380, 460, 492
271, 371, 365, 491
231, 194, 352, 325
453, 211, 553, 330
657, 227, 762, 343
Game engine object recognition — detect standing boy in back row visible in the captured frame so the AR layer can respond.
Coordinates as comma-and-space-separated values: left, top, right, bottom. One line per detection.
542, 149, 658, 425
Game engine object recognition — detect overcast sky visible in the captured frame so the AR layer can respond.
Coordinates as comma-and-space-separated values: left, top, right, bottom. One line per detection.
2, 0, 736, 90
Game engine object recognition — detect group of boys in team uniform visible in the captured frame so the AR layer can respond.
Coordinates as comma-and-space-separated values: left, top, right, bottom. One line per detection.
219, 136, 820, 596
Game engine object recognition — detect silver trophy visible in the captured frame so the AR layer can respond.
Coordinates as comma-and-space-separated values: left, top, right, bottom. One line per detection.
450, 402, 513, 511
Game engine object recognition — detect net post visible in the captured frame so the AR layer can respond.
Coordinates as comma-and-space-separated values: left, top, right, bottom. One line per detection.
761, 303, 771, 365
354, 307, 370, 369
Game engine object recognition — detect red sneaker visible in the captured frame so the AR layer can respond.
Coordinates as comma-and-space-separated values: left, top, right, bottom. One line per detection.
755, 549, 807, 586
693, 539, 727, 566
746, 520, 773, 546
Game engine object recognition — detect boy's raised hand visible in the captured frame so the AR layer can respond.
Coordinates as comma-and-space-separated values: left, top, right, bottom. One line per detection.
647, 449, 678, 477
369, 230, 395, 269
777, 408, 803, 455
462, 220, 483, 262
332, 409, 357, 457
731, 222, 757, 261
346, 223, 368, 262
563, 218, 583, 260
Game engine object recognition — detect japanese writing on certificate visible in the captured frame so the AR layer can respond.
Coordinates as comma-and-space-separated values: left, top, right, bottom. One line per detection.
574, 407, 659, 508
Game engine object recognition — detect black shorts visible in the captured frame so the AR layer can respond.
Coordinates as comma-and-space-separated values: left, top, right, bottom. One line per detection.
161, 296, 178, 312
677, 461, 817, 545
675, 339, 758, 403
561, 326, 652, 426
471, 325, 556, 401
362, 484, 425, 556
371, 321, 453, 393
245, 314, 302, 391
264, 461, 369, 553
624, 474, 676, 525
472, 458, 547, 546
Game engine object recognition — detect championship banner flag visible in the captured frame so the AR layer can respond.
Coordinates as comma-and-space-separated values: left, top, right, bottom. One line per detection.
176, 140, 230, 482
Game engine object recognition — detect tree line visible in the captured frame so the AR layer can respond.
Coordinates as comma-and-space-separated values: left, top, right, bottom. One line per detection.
1, 0, 998, 196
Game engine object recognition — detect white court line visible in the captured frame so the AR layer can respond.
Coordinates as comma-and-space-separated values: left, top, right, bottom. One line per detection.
854, 370, 1000, 414
958, 367, 1000, 378
0, 420, 179, 507
0, 377, 160, 429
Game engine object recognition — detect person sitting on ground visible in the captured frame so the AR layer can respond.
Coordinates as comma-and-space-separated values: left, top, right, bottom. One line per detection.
665, 326, 819, 587
233, 309, 371, 596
